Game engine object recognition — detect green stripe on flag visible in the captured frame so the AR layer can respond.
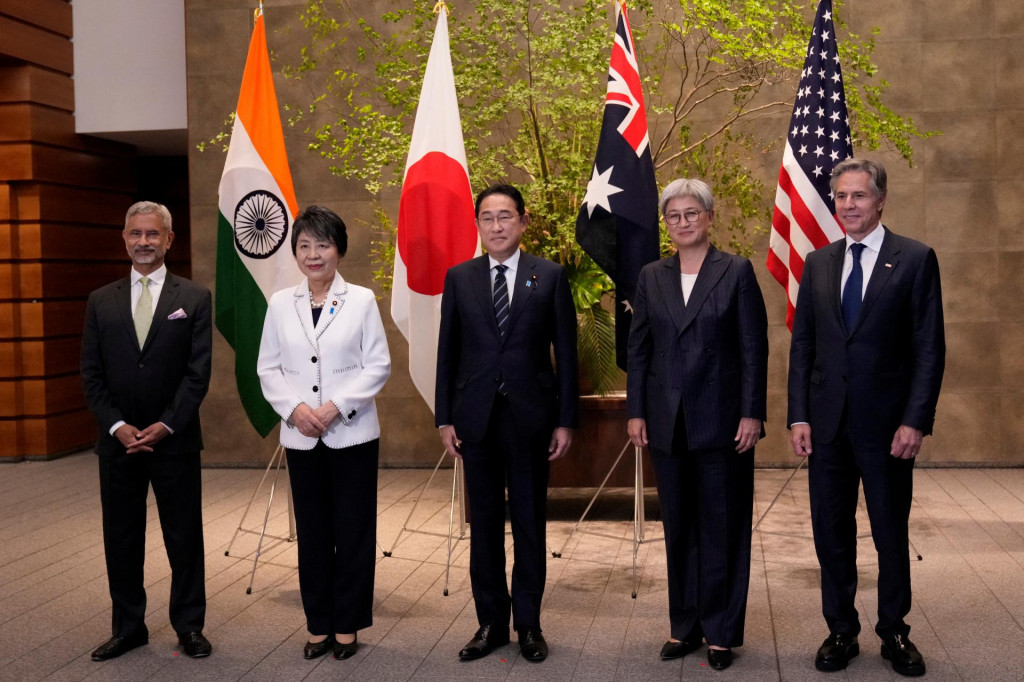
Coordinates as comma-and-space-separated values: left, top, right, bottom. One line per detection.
215, 211, 280, 437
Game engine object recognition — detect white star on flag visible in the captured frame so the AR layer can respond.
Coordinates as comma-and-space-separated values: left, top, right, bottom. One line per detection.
583, 164, 624, 218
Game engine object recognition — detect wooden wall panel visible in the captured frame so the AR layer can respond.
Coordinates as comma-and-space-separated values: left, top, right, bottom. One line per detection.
0, 1, 72, 36
0, 374, 85, 416
0, 301, 87, 338
0, 409, 94, 459
0, 223, 124, 260
0, 337, 80, 377
0, 15, 73, 73
0, 65, 73, 110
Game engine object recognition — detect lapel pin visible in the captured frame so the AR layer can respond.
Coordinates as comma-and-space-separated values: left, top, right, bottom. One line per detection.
884, 263, 892, 268
526, 275, 538, 288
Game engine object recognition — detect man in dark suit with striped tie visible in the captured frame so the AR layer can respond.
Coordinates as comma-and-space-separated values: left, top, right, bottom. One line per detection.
435, 184, 578, 663
81, 202, 213, 661
788, 159, 945, 677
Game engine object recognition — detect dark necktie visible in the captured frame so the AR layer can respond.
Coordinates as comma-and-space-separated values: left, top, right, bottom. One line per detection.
841, 243, 866, 330
493, 264, 509, 337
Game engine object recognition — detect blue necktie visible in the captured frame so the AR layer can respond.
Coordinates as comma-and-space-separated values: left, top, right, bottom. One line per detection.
842, 243, 866, 330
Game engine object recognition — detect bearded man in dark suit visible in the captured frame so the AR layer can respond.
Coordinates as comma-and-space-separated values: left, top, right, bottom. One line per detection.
788, 158, 945, 677
436, 184, 578, 663
81, 201, 213, 661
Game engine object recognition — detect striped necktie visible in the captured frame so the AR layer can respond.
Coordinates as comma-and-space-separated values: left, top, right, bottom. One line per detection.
493, 264, 509, 337
135, 276, 153, 345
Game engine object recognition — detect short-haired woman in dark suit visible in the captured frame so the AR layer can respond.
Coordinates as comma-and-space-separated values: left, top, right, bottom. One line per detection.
626, 179, 768, 670
257, 206, 391, 660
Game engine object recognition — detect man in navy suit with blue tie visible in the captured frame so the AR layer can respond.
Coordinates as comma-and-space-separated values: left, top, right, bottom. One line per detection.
436, 184, 578, 663
788, 159, 945, 677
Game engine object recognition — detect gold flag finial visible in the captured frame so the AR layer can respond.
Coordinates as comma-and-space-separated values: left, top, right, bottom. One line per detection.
433, 1, 449, 16
254, 1, 263, 21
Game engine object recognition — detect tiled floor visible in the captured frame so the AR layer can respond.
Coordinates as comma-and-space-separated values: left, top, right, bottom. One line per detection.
1, 453, 1023, 680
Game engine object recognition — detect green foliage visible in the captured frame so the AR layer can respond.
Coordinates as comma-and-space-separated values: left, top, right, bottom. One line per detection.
278, 0, 935, 393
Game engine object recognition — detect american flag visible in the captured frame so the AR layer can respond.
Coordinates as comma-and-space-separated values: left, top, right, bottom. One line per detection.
576, 0, 660, 369
766, 0, 853, 330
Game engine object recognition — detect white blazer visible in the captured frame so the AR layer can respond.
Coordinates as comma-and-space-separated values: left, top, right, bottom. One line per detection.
257, 272, 391, 450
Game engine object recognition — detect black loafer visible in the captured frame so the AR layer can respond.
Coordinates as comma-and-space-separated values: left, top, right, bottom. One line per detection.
91, 632, 149, 661
303, 635, 334, 660
333, 634, 358, 660
815, 632, 859, 671
178, 631, 212, 658
707, 648, 733, 670
459, 624, 510, 661
660, 636, 702, 660
517, 627, 548, 662
880, 633, 925, 677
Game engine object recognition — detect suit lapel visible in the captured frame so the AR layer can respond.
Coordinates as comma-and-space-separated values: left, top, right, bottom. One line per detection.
676, 246, 727, 334
292, 279, 319, 353
654, 254, 688, 334
826, 240, 846, 332
472, 255, 501, 340
852, 228, 899, 335
114, 277, 139, 352
503, 252, 536, 341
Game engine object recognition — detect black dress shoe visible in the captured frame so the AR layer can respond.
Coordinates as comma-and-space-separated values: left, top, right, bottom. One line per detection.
459, 624, 510, 661
815, 632, 859, 671
707, 648, 734, 670
178, 631, 212, 658
91, 632, 148, 661
880, 633, 925, 677
660, 636, 702, 660
303, 635, 334, 660
517, 627, 548, 662
333, 633, 358, 660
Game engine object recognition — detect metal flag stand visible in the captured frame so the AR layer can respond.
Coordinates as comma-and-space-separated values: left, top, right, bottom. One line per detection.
553, 441, 662, 598
751, 457, 922, 561
224, 444, 297, 594
383, 449, 469, 596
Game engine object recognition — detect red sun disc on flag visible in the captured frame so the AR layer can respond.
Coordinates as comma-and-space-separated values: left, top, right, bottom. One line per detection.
397, 151, 477, 296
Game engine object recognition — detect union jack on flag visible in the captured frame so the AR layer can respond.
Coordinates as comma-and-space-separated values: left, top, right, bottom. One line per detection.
576, 0, 660, 369
766, 0, 853, 330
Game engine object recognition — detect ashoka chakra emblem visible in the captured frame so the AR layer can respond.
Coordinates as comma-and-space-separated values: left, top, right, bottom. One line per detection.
234, 190, 288, 259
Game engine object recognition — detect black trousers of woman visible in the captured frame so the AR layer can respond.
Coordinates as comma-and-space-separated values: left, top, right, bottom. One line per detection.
286, 438, 378, 635
650, 417, 754, 648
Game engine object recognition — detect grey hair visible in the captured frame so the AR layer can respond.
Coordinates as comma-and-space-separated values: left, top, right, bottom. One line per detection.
829, 158, 887, 198
659, 178, 714, 215
125, 201, 172, 231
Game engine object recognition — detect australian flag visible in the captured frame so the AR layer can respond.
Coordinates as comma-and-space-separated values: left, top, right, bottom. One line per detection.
576, 0, 660, 370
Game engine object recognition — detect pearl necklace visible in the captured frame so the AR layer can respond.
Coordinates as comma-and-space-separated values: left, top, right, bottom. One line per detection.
309, 291, 328, 309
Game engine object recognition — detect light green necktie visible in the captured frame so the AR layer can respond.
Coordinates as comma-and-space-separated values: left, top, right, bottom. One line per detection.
135, 276, 153, 346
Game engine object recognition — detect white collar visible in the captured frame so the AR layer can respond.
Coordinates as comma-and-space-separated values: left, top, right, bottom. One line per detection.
846, 224, 885, 253
488, 249, 522, 271
131, 264, 167, 285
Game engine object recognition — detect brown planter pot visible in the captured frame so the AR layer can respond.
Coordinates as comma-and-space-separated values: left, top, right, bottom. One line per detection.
550, 392, 657, 488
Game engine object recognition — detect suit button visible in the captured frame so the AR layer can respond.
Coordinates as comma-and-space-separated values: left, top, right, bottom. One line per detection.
311, 356, 317, 363
138, 362, 144, 368
312, 385, 319, 393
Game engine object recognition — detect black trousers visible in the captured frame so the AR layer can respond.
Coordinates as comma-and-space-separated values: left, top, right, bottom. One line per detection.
286, 438, 378, 635
98, 450, 206, 638
650, 419, 753, 647
460, 396, 550, 632
808, 422, 915, 639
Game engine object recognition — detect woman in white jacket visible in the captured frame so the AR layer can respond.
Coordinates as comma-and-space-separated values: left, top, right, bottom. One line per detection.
257, 206, 390, 661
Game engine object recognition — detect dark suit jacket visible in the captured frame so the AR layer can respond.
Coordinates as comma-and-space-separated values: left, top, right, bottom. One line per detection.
627, 246, 768, 453
435, 251, 579, 443
787, 227, 945, 446
81, 272, 213, 456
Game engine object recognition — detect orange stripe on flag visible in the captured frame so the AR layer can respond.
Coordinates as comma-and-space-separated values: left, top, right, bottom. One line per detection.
235, 14, 298, 218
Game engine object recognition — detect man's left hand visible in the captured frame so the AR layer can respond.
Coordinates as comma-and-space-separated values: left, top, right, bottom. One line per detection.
548, 427, 573, 461
128, 423, 170, 453
890, 424, 924, 459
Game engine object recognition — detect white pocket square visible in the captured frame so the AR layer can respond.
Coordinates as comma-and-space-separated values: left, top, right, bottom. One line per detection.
167, 308, 188, 320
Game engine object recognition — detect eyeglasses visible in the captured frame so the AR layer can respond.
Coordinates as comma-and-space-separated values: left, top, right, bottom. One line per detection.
664, 209, 705, 226
476, 212, 520, 228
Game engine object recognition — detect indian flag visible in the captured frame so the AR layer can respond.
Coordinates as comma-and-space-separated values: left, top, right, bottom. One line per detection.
216, 9, 302, 436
